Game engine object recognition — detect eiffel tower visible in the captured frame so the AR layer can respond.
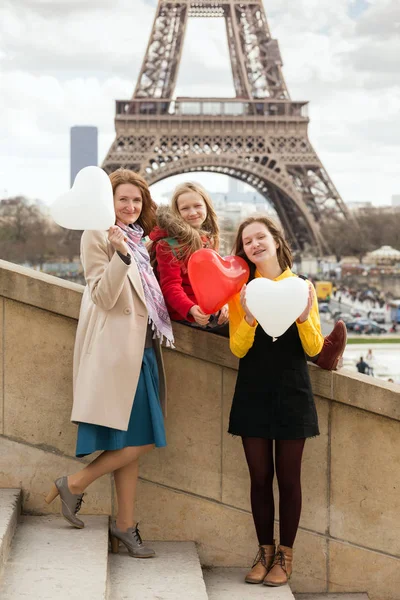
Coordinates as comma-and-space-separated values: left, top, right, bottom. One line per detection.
103, 0, 349, 253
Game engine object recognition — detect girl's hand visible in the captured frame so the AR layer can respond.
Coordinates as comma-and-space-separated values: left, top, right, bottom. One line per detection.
297, 283, 314, 323
108, 226, 129, 255
240, 285, 256, 326
217, 304, 229, 325
189, 305, 210, 326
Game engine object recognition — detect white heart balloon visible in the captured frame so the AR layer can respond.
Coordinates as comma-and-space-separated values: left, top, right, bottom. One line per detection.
51, 166, 115, 230
246, 277, 309, 339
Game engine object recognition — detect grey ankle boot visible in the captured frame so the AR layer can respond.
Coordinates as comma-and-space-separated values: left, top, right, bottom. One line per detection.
45, 476, 84, 529
109, 520, 155, 558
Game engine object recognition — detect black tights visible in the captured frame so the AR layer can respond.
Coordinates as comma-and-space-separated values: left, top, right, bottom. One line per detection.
242, 437, 306, 548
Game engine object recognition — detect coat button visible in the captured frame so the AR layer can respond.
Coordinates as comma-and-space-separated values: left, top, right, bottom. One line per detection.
123, 307, 132, 315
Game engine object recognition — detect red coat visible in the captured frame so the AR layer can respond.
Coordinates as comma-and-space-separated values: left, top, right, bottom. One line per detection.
150, 226, 198, 322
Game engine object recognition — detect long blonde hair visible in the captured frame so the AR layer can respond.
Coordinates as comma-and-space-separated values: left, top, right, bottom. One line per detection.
169, 182, 220, 260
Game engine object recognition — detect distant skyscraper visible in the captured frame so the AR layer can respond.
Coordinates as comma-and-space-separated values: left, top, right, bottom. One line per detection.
392, 195, 400, 208
70, 126, 98, 186
229, 177, 241, 196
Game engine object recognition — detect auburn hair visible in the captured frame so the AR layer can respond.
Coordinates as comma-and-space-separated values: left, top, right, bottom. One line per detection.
109, 168, 157, 236
169, 182, 220, 260
233, 216, 293, 280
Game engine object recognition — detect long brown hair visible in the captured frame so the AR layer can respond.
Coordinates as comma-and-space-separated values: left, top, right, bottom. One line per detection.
109, 168, 156, 236
169, 182, 220, 260
233, 216, 292, 280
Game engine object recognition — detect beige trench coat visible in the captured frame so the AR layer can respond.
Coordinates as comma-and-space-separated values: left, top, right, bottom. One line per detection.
71, 230, 166, 431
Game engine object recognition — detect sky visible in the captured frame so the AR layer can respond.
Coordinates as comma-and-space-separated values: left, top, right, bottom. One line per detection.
0, 0, 399, 207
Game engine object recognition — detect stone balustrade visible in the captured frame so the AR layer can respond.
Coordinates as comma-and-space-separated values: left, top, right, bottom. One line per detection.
0, 259, 399, 599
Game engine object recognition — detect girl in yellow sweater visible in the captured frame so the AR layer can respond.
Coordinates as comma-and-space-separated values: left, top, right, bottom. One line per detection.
228, 216, 321, 587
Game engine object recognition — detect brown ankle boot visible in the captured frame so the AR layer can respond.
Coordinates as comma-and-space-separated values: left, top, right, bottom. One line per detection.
245, 543, 275, 584
315, 320, 347, 371
263, 544, 293, 586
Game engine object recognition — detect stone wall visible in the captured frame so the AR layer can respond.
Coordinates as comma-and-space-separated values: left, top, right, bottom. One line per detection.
0, 259, 399, 599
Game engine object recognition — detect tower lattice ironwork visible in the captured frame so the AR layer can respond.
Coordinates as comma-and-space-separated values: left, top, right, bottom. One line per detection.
103, 0, 349, 253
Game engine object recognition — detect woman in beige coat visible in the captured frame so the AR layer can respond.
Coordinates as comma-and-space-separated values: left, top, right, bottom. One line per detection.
46, 169, 174, 558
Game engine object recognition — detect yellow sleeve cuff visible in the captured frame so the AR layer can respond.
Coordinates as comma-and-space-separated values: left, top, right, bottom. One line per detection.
230, 318, 257, 358
296, 319, 324, 356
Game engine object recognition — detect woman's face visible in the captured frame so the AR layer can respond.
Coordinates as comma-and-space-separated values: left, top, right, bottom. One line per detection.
176, 191, 207, 229
242, 222, 279, 265
114, 183, 143, 225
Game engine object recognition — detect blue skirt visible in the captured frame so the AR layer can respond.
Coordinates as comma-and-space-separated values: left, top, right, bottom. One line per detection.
75, 347, 166, 458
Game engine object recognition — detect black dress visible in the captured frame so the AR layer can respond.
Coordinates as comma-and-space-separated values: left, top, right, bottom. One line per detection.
228, 321, 319, 440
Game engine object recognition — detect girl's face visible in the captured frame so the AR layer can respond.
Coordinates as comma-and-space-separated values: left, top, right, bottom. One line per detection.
176, 191, 207, 229
114, 183, 143, 225
242, 222, 279, 265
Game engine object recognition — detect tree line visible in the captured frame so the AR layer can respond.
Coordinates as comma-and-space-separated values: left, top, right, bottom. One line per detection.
320, 208, 400, 262
1, 196, 399, 268
0, 197, 81, 267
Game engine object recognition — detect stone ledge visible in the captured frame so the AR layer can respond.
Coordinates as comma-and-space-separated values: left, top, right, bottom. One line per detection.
1, 260, 399, 421
0, 260, 83, 319
332, 367, 400, 422
171, 323, 237, 370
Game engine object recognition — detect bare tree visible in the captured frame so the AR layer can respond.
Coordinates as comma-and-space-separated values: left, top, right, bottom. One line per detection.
0, 196, 81, 267
321, 208, 400, 262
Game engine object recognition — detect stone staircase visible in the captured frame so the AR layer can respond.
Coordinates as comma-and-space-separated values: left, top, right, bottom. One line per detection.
0, 489, 370, 600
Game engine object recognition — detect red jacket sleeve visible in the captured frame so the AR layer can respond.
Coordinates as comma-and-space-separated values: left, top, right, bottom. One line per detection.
155, 242, 196, 320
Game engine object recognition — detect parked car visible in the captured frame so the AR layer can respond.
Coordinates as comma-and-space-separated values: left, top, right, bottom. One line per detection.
319, 303, 331, 314
353, 319, 387, 334
346, 317, 369, 331
367, 309, 386, 324
335, 312, 353, 324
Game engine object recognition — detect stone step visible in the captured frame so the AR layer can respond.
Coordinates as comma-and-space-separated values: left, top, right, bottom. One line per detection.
295, 595, 369, 599
0, 515, 109, 599
109, 541, 208, 600
0, 490, 21, 579
203, 567, 295, 599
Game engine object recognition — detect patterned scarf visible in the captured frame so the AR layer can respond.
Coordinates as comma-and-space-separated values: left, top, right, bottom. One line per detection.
116, 221, 174, 347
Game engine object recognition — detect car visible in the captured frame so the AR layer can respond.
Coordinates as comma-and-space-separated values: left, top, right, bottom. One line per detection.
353, 319, 387, 334
319, 303, 331, 313
350, 308, 363, 318
368, 309, 386, 324
335, 312, 353, 324
346, 317, 369, 331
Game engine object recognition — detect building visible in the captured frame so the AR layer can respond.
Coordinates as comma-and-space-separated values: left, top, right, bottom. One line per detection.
70, 126, 98, 186
346, 201, 373, 212
392, 195, 400, 208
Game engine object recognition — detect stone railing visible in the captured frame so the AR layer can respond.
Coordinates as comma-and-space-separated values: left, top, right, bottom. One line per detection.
0, 259, 399, 599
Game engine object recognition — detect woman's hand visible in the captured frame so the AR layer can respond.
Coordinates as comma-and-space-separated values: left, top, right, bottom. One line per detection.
297, 283, 314, 323
189, 305, 210, 326
108, 226, 129, 255
240, 285, 256, 326
217, 304, 229, 325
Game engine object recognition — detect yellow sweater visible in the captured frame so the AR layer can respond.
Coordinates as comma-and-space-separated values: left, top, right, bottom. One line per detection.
229, 268, 324, 359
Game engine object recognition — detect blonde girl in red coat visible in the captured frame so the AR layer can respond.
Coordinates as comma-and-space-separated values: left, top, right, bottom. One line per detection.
150, 182, 345, 367
149, 182, 229, 329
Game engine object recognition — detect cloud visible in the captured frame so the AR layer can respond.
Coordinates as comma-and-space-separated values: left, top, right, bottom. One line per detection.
0, 0, 154, 77
355, 0, 400, 36
0, 0, 399, 207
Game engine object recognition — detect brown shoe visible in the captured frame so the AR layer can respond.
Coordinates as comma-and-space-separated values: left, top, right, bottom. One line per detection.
245, 542, 275, 584
263, 544, 293, 587
315, 320, 347, 371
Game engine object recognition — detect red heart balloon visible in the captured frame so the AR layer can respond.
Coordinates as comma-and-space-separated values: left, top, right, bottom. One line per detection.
188, 249, 250, 314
